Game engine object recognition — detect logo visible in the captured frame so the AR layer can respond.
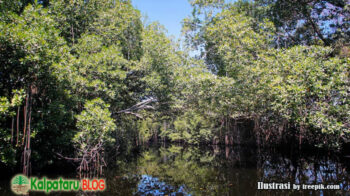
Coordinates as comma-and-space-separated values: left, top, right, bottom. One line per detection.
11, 174, 30, 195
10, 174, 106, 194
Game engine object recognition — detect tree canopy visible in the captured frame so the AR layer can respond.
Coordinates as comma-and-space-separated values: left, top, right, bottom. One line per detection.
0, 0, 349, 174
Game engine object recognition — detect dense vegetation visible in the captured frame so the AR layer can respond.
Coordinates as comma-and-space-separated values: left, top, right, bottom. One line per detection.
0, 0, 349, 174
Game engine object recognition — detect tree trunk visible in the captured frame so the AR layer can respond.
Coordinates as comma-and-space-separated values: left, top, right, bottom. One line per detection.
16, 106, 20, 145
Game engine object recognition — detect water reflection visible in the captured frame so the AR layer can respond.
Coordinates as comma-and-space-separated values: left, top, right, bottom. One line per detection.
1, 145, 349, 195
104, 145, 350, 196
136, 175, 191, 196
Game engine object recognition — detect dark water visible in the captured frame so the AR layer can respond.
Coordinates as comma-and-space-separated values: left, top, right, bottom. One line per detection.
1, 145, 350, 195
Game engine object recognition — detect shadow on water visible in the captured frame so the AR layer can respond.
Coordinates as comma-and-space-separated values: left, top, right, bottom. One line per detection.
1, 144, 350, 196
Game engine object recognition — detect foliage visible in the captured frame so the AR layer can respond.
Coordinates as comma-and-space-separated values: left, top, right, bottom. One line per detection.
0, 89, 25, 117
74, 98, 116, 153
0, 0, 349, 174
253, 0, 350, 48
49, 0, 113, 44
183, 0, 350, 147
170, 110, 214, 144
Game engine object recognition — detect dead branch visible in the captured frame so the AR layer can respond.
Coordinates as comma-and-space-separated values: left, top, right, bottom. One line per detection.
114, 97, 157, 118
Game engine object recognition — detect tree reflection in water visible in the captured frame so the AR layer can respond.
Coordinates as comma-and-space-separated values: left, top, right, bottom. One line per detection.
103, 145, 350, 196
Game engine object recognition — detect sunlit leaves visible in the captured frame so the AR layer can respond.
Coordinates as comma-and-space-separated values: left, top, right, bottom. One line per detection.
74, 98, 116, 153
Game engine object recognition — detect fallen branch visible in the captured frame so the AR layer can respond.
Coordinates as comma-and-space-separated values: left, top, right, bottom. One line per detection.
114, 97, 157, 118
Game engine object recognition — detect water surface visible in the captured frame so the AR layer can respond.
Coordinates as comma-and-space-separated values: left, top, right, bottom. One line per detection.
104, 145, 350, 196
1, 145, 349, 195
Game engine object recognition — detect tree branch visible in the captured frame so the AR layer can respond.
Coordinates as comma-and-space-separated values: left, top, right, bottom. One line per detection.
113, 97, 157, 118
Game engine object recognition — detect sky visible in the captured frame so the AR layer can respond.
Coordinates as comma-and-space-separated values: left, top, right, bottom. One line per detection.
131, 0, 193, 39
